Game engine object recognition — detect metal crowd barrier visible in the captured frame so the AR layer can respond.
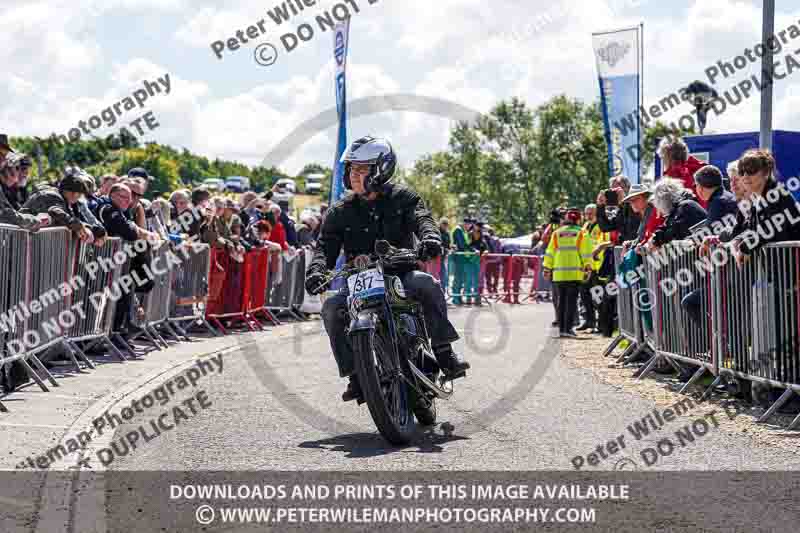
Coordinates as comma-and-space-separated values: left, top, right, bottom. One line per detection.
133, 241, 182, 348
602, 239, 800, 429
65, 237, 128, 362
169, 242, 218, 337
243, 248, 280, 328
0, 225, 56, 410
265, 251, 306, 321
738, 242, 800, 426
636, 241, 714, 388
602, 247, 645, 361
24, 228, 94, 369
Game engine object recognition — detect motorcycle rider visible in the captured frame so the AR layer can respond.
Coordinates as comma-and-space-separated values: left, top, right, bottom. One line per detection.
305, 136, 470, 402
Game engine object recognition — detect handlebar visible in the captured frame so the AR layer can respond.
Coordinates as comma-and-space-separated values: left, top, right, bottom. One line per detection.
311, 240, 422, 292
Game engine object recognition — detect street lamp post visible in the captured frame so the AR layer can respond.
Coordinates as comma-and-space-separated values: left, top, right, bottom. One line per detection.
760, 0, 775, 149
685, 81, 718, 135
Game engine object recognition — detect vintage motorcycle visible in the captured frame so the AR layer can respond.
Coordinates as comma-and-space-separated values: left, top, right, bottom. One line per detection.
319, 240, 455, 445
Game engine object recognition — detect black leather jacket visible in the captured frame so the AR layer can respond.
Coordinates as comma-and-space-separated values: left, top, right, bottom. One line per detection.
308, 184, 439, 273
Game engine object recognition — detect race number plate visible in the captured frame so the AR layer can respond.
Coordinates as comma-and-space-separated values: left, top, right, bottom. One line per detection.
347, 268, 385, 298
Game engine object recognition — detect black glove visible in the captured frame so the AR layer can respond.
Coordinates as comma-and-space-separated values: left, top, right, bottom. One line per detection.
305, 271, 328, 295
419, 238, 442, 261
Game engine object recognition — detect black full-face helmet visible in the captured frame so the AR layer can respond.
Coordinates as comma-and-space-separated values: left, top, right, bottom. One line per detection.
340, 136, 397, 193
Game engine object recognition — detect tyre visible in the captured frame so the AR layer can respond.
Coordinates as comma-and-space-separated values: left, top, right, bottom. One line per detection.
352, 328, 415, 445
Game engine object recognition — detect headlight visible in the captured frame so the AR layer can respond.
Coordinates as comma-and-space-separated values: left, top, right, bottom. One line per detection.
393, 278, 405, 298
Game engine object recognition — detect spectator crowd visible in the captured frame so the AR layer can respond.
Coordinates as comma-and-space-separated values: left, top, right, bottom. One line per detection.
0, 133, 324, 393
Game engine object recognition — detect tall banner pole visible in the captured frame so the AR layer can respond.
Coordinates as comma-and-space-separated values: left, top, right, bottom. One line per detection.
592, 26, 643, 184
330, 18, 351, 204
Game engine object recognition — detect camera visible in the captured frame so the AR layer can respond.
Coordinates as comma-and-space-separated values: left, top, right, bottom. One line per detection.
603, 189, 619, 206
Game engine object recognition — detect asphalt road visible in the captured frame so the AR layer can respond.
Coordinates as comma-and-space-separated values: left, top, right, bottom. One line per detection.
108, 304, 800, 472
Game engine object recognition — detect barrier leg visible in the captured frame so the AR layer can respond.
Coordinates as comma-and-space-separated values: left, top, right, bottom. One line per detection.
678, 366, 708, 395
168, 321, 192, 342
635, 354, 662, 380
148, 325, 169, 349
20, 357, 51, 392
112, 333, 136, 357
787, 411, 800, 430
201, 318, 222, 336
159, 322, 180, 342
66, 340, 95, 371
756, 388, 795, 424
615, 341, 638, 363
699, 375, 724, 401
29, 355, 58, 387
0, 399, 7, 412
260, 309, 281, 327
103, 336, 127, 361
601, 335, 624, 358
211, 317, 228, 336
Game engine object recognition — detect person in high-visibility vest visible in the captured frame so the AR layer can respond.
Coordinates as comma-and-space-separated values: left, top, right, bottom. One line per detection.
543, 207, 593, 338
577, 204, 609, 332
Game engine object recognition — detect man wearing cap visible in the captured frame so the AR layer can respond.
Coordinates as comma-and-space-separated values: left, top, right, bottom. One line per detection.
693, 165, 737, 227
543, 207, 593, 338
0, 154, 46, 230
6, 153, 33, 210
277, 199, 298, 247
21, 167, 105, 242
450, 217, 473, 305
681, 165, 738, 329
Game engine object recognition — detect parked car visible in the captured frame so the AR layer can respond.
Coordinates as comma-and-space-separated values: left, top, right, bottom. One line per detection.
225, 176, 250, 193
201, 178, 225, 192
274, 178, 297, 194
304, 173, 325, 194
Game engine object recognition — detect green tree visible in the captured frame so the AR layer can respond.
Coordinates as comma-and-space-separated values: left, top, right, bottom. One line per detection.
117, 145, 181, 199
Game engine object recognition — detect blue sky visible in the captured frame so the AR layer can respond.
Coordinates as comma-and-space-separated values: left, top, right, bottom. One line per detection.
2, 0, 799, 176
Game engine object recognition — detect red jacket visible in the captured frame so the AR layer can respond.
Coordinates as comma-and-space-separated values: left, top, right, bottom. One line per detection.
664, 156, 707, 208
641, 206, 665, 242
269, 221, 289, 251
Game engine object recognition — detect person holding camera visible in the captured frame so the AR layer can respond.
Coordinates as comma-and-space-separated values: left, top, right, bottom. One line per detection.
596, 175, 641, 244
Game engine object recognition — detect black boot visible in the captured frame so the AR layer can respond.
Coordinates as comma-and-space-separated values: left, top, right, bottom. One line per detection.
342, 375, 363, 402
433, 345, 470, 380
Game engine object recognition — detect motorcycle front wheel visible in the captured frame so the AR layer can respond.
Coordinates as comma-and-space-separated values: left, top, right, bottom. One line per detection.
352, 328, 415, 445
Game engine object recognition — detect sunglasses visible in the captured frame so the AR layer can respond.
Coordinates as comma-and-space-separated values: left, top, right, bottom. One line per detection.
131, 191, 143, 198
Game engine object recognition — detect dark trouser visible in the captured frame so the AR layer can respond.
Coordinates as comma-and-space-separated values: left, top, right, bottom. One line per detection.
555, 281, 580, 333
321, 270, 460, 377
113, 291, 134, 332
552, 285, 560, 320
579, 273, 599, 327
598, 293, 616, 337
681, 289, 703, 327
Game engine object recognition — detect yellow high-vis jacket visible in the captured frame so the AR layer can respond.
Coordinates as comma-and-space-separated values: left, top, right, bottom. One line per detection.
584, 222, 611, 272
543, 224, 593, 282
